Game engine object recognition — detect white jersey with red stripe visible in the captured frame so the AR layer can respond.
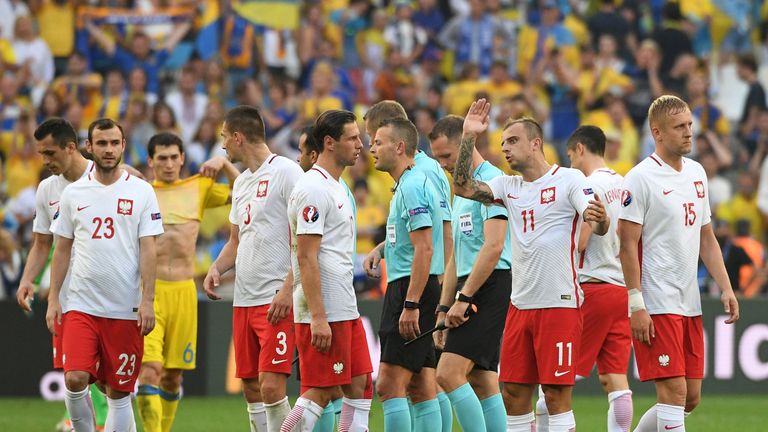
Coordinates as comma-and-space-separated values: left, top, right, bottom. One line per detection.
619, 153, 710, 316
487, 164, 593, 309
229, 154, 303, 307
50, 170, 164, 320
578, 168, 625, 286
288, 165, 359, 324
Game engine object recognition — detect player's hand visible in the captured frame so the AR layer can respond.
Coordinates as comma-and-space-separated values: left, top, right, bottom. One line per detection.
363, 246, 382, 278
399, 308, 420, 340
433, 312, 447, 349
137, 300, 155, 336
310, 317, 332, 353
630, 309, 654, 345
45, 300, 62, 335
721, 290, 740, 324
204, 265, 222, 300
268, 286, 293, 324
463, 98, 491, 136
584, 195, 607, 224
200, 156, 226, 178
16, 282, 34, 312
445, 301, 470, 328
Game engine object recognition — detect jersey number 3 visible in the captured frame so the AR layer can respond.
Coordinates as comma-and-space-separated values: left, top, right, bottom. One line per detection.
92, 217, 115, 239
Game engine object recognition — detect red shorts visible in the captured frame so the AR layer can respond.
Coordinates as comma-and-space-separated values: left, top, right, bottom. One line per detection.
62, 311, 143, 393
633, 314, 704, 381
499, 304, 582, 385
53, 319, 64, 369
575, 283, 631, 377
232, 305, 295, 378
296, 318, 373, 389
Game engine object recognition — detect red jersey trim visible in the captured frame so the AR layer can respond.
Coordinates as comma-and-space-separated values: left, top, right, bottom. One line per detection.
311, 167, 328, 179
125, 172, 131, 181
552, 165, 561, 175
578, 246, 586, 269
570, 212, 580, 307
268, 154, 278, 164
649, 155, 662, 166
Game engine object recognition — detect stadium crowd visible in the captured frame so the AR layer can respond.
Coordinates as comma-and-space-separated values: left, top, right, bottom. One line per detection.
0, 0, 767, 302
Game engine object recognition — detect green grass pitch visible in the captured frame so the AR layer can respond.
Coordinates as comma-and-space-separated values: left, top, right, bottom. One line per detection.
0, 395, 764, 431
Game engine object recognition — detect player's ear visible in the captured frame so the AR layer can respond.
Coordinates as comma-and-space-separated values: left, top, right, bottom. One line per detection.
85, 139, 93, 153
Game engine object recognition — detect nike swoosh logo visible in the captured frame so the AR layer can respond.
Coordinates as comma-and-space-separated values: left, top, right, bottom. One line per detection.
338, 203, 344, 209
664, 425, 683, 430
554, 370, 571, 377
507, 194, 519, 199
76, 205, 90, 211
48, 201, 59, 206
271, 359, 288, 365
663, 190, 673, 195
118, 378, 131, 385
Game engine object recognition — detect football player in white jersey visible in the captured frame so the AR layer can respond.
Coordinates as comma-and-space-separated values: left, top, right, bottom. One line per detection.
203, 106, 303, 432
453, 99, 609, 432
282, 110, 373, 432
562, 125, 633, 432
618, 95, 739, 432
46, 118, 164, 432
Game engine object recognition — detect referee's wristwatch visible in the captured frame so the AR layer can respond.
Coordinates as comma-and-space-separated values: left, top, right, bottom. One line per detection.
435, 304, 450, 316
403, 300, 420, 310
455, 291, 474, 304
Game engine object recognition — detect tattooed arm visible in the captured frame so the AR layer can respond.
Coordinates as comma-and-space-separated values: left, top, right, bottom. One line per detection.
453, 99, 496, 204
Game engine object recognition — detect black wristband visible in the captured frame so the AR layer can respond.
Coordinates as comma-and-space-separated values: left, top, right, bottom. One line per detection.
435, 304, 450, 315
456, 292, 474, 304
403, 300, 420, 310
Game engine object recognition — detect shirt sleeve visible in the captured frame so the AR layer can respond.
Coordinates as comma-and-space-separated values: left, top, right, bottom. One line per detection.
401, 179, 433, 232
567, 171, 593, 217
138, 186, 165, 238
293, 186, 328, 236
485, 175, 508, 208
437, 171, 452, 221
32, 184, 51, 234
204, 182, 230, 209
700, 174, 712, 226
50, 190, 74, 239
619, 170, 646, 225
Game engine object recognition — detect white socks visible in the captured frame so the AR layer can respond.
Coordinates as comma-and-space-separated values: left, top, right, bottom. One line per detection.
549, 410, 575, 432
105, 395, 135, 432
607, 390, 633, 432
535, 386, 550, 432
65, 387, 95, 432
248, 402, 268, 432
279, 397, 324, 432
656, 404, 685, 432
339, 397, 372, 432
265, 397, 292, 432
506, 412, 536, 432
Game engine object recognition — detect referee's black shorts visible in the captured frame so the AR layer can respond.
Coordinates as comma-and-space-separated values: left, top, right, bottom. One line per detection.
443, 269, 511, 371
379, 275, 440, 373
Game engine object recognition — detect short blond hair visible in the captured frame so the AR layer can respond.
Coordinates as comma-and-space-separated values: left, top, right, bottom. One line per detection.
648, 95, 690, 129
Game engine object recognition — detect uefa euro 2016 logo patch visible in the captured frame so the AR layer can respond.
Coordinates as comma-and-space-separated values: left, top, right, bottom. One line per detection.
303, 205, 319, 223
621, 190, 632, 207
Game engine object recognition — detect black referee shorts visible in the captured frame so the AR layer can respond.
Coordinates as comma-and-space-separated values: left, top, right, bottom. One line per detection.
443, 269, 511, 371
379, 275, 440, 373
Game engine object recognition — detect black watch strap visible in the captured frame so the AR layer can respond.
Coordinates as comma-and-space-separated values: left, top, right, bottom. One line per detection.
457, 292, 474, 304
435, 304, 450, 315
403, 300, 420, 310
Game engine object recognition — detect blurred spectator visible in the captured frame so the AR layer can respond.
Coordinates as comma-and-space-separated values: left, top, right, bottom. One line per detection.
748, 109, 768, 171
485, 61, 522, 106
29, 0, 76, 75
604, 130, 633, 176
531, 45, 579, 158
50, 52, 102, 124
297, 2, 326, 67
262, 77, 298, 139
11, 14, 54, 105
359, 8, 389, 103
165, 65, 208, 144
300, 62, 344, 122
709, 218, 755, 297
736, 54, 767, 145
353, 178, 385, 255
122, 97, 154, 165
384, 2, 427, 70
201, 59, 229, 105
0, 0, 29, 41
624, 39, 664, 126
651, 2, 693, 77
414, 106, 437, 155
219, 12, 256, 91
439, 0, 515, 78
517, 0, 577, 80
587, 0, 630, 56
127, 66, 157, 106
443, 63, 484, 116
187, 117, 223, 173
4, 112, 42, 199
329, 0, 370, 75
577, 44, 634, 113
717, 172, 764, 242
687, 70, 731, 149
36, 89, 64, 124
151, 101, 179, 136
732, 219, 766, 298
261, 27, 300, 79
699, 151, 732, 212
0, 227, 20, 300
714, 0, 754, 59
412, 0, 445, 54
0, 72, 30, 156
98, 68, 129, 122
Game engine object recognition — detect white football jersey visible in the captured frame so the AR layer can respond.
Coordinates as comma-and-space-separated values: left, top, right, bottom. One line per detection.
579, 168, 625, 286
487, 165, 593, 309
50, 170, 164, 320
229, 155, 303, 307
288, 166, 359, 324
32, 161, 94, 299
619, 154, 710, 316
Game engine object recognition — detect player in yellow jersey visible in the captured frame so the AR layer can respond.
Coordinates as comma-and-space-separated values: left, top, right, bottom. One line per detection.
137, 132, 239, 432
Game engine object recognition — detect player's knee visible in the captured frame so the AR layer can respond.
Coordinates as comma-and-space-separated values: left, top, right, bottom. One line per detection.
435, 364, 461, 391
685, 391, 701, 412
64, 372, 89, 391
160, 370, 183, 392
258, 376, 286, 403
375, 376, 400, 400
242, 379, 262, 403
139, 363, 162, 385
